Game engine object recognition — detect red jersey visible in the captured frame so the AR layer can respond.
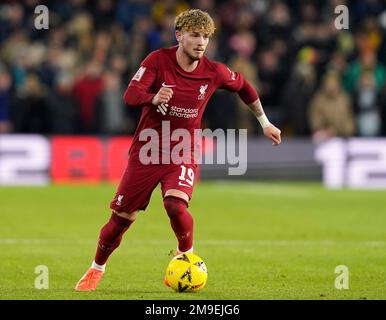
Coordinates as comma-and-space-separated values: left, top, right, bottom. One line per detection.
123, 46, 258, 163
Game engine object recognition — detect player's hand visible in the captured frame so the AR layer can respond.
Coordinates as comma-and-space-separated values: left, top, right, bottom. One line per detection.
152, 87, 174, 105
263, 124, 282, 146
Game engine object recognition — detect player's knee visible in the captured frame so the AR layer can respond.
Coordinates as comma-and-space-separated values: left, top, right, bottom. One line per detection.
113, 210, 139, 221
163, 196, 188, 218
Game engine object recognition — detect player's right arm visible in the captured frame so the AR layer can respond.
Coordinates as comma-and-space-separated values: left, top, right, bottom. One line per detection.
123, 51, 158, 107
123, 51, 174, 107
151, 87, 174, 105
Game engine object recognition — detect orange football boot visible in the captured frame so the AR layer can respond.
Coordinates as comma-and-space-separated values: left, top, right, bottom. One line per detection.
75, 268, 104, 291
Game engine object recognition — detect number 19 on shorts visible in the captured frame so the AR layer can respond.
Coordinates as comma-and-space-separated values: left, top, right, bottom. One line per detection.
178, 165, 194, 187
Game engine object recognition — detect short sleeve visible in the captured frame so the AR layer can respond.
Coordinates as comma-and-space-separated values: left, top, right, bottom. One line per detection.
215, 62, 245, 92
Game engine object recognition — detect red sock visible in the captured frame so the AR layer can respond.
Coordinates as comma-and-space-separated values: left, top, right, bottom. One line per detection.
94, 213, 134, 265
163, 196, 193, 252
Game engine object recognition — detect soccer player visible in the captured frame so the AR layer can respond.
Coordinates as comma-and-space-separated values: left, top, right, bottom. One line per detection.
75, 9, 281, 291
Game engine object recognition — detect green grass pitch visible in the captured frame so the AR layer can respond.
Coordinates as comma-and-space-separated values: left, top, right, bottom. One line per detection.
0, 181, 385, 300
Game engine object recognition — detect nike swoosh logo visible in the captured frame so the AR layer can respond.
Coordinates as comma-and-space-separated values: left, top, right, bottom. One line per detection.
178, 182, 192, 187
162, 82, 176, 88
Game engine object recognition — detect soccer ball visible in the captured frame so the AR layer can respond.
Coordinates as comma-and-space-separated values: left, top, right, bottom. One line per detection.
165, 253, 208, 292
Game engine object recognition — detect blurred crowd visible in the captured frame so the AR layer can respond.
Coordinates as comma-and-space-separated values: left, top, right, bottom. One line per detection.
0, 0, 386, 140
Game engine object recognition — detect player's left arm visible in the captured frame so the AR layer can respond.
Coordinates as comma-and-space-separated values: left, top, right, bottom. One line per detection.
216, 63, 281, 146
246, 98, 281, 146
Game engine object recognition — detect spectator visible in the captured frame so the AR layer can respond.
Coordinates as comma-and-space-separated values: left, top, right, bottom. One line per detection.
92, 31, 112, 65
11, 73, 51, 134
308, 72, 355, 142
343, 49, 386, 93
73, 61, 104, 133
92, 0, 116, 31
256, 47, 287, 127
258, 1, 292, 47
0, 3, 26, 43
67, 13, 94, 61
3, 33, 30, 93
0, 65, 12, 133
46, 72, 79, 134
326, 50, 348, 76
94, 71, 128, 135
282, 60, 317, 136
228, 30, 261, 133
352, 71, 382, 136
109, 23, 131, 54
36, 45, 61, 89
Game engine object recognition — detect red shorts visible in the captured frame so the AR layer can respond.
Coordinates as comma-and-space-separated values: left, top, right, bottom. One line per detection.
110, 156, 197, 213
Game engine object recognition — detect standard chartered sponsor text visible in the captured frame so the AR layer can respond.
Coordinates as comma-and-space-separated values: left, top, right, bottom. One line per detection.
169, 106, 198, 118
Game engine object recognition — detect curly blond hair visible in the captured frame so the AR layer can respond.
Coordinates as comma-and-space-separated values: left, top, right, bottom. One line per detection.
175, 9, 216, 37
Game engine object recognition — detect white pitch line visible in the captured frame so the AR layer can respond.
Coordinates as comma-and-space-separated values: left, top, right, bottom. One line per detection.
0, 239, 384, 247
